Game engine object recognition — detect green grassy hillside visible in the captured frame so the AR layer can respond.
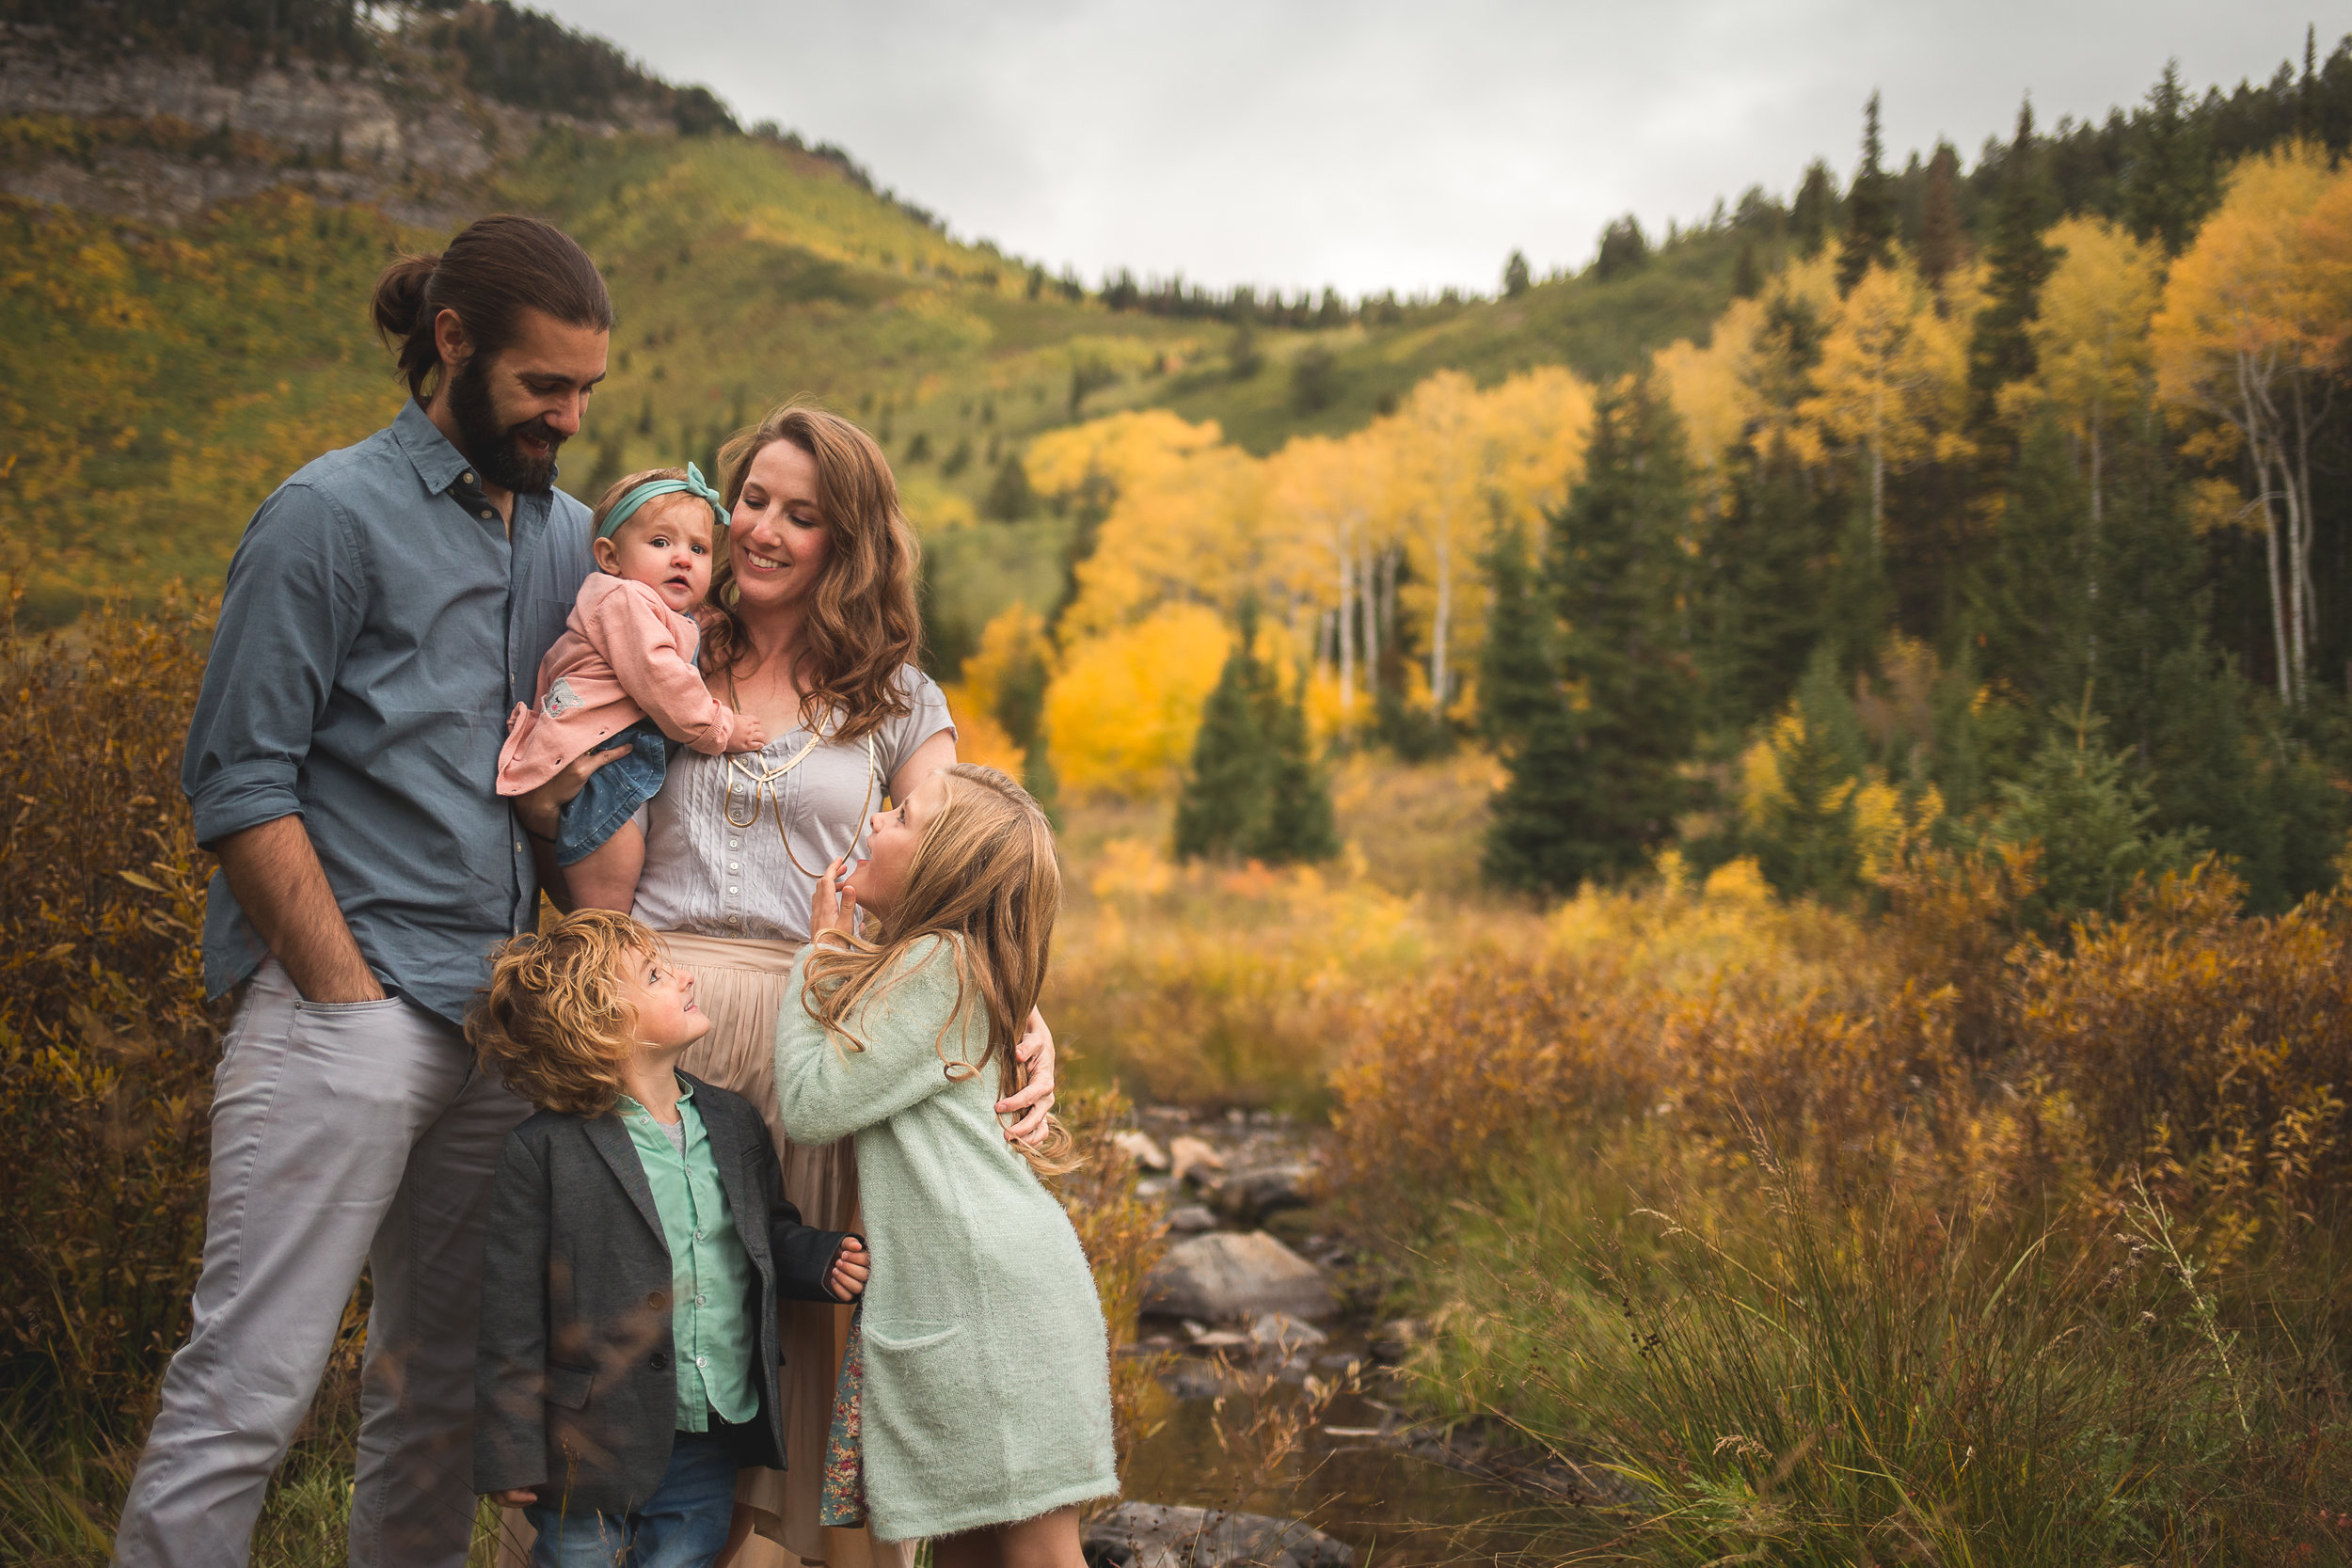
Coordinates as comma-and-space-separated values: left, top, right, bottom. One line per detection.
0, 41, 1750, 651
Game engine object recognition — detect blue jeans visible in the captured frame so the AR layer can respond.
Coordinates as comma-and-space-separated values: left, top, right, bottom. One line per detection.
555, 718, 675, 867
524, 1429, 739, 1567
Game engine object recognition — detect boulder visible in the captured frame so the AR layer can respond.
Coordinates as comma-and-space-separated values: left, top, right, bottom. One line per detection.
1210, 1161, 1318, 1220
1167, 1204, 1219, 1234
1143, 1230, 1334, 1322
1083, 1503, 1354, 1568
1111, 1130, 1171, 1171
1168, 1134, 1225, 1186
1247, 1312, 1328, 1357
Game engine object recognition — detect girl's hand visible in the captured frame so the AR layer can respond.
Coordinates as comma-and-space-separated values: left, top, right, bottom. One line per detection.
490, 1488, 538, 1508
810, 855, 858, 944
828, 1236, 870, 1302
515, 743, 630, 838
997, 1007, 1057, 1145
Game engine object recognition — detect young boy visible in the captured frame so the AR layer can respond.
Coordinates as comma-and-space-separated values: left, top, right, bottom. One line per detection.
470, 910, 868, 1568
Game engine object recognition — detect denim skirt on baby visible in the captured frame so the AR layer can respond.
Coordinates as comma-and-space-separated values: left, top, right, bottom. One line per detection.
555, 718, 677, 865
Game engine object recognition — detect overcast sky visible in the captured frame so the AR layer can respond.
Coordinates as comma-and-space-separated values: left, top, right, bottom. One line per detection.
535, 0, 2327, 299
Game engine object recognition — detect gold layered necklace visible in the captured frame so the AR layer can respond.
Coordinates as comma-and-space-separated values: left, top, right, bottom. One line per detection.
723, 675, 879, 880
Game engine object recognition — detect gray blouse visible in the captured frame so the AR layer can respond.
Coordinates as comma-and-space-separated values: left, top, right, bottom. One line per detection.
630, 666, 955, 942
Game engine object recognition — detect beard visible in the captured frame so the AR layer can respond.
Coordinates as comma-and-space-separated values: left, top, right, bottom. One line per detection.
446, 354, 566, 495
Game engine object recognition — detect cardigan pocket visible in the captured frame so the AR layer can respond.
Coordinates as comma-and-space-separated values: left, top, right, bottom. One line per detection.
543, 1364, 594, 1410
862, 1322, 961, 1354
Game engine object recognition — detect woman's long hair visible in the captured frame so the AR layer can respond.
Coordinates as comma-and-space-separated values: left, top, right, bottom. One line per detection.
799, 765, 1075, 1174
705, 403, 921, 742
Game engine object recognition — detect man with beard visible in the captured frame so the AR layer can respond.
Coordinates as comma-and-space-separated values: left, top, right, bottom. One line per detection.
119, 214, 614, 1568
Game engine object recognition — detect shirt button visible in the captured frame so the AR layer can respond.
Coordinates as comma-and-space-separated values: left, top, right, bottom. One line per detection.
513, 841, 524, 853
727, 886, 737, 895
694, 1354, 707, 1369
461, 471, 476, 484
728, 862, 739, 871
479, 509, 496, 521
695, 1227, 706, 1240
728, 838, 740, 848
695, 1293, 707, 1306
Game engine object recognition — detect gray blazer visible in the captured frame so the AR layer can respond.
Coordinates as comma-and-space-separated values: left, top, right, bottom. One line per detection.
474, 1072, 851, 1514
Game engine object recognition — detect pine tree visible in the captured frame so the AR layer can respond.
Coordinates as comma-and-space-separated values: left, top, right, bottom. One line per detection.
1836, 92, 1898, 295
1729, 239, 1762, 299
1790, 159, 1837, 258
1502, 249, 1532, 297
1479, 516, 1582, 889
1172, 606, 1336, 863
1915, 141, 1963, 293
1992, 712, 2199, 927
1967, 100, 2058, 441
2121, 61, 2217, 256
1703, 436, 1837, 730
1970, 414, 2094, 718
1533, 373, 1703, 886
982, 454, 1035, 522
1173, 615, 1274, 861
1754, 650, 1869, 901
1478, 516, 1555, 752
1254, 668, 1339, 863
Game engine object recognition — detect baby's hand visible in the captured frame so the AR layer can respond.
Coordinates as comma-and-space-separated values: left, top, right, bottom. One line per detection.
829, 1237, 870, 1303
726, 715, 769, 752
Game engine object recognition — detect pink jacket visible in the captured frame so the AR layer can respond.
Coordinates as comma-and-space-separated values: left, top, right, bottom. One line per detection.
496, 574, 739, 797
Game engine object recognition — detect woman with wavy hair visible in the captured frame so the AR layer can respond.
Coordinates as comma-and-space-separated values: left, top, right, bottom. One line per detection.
517, 403, 1055, 1568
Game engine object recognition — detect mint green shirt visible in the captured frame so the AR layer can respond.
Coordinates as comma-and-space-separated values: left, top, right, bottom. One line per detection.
615, 1078, 760, 1430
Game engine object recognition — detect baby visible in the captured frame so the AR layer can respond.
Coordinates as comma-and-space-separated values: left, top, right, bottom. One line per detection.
498, 465, 765, 911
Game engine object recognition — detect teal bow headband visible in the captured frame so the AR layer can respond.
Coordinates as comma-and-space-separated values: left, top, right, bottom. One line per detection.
597, 462, 729, 539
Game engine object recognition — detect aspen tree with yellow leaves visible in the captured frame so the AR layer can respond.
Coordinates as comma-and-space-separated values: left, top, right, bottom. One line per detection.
1795, 258, 1973, 554
2153, 143, 2352, 703
2026, 216, 2163, 529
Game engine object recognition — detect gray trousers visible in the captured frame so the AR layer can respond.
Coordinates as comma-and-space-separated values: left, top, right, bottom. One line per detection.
114, 960, 529, 1568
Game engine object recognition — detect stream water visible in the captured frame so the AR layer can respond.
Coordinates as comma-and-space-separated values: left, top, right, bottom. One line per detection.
1118, 1325, 1565, 1565
1111, 1112, 1601, 1565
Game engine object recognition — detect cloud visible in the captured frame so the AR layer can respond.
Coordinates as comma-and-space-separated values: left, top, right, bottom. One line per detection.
539, 0, 2323, 296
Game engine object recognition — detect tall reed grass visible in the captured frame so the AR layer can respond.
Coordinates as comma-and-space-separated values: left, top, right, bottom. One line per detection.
1335, 847, 2352, 1562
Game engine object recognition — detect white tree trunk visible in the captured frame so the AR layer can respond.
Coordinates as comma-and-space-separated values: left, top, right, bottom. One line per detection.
1335, 514, 1357, 721
1430, 512, 1452, 716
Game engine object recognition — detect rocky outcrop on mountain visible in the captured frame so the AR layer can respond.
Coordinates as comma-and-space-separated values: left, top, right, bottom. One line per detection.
0, 24, 661, 227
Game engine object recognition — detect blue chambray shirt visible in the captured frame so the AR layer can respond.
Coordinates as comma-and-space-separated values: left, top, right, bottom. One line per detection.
182, 401, 596, 1026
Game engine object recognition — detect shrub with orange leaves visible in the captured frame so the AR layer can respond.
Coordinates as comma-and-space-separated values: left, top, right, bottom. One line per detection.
0, 592, 219, 1423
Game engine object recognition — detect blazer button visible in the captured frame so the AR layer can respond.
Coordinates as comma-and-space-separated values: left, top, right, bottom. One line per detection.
647, 1291, 667, 1308
650, 1352, 669, 1370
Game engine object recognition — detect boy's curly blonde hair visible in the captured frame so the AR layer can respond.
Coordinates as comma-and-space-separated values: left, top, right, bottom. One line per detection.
469, 910, 660, 1116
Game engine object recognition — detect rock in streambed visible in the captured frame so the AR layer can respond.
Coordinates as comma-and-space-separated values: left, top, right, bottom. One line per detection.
1142, 1230, 1335, 1322
1082, 1502, 1354, 1568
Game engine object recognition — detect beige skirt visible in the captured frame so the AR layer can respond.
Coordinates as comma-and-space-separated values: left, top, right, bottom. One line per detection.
665, 929, 914, 1568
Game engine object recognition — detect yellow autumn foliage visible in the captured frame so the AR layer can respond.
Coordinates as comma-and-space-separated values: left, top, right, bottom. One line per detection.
1042, 601, 1230, 799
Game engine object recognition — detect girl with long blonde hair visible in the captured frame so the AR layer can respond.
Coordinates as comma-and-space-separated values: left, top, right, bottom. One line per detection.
778, 765, 1113, 1566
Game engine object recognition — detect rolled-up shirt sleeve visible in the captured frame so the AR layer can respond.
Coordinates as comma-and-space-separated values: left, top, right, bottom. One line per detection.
182, 483, 365, 849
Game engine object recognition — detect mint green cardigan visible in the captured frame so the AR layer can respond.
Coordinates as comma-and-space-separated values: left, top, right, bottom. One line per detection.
775, 936, 1118, 1543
